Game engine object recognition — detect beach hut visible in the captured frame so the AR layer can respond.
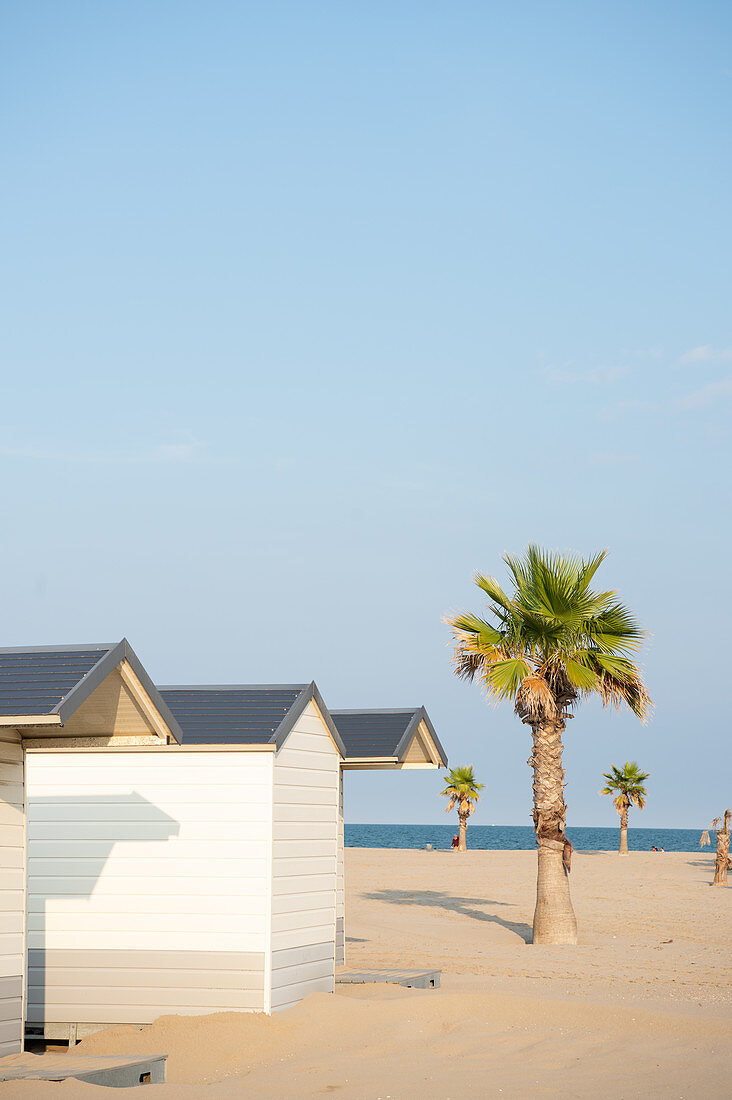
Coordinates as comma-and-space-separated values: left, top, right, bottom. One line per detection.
0, 641, 183, 1055
0, 640, 446, 1048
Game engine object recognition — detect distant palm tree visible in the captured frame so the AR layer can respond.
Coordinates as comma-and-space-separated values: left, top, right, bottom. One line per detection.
700, 809, 731, 886
440, 766, 484, 852
447, 545, 652, 944
601, 761, 650, 854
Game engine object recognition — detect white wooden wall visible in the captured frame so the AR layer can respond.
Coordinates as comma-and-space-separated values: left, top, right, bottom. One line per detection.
26, 749, 273, 1030
0, 729, 24, 1055
335, 768, 345, 966
270, 702, 339, 1011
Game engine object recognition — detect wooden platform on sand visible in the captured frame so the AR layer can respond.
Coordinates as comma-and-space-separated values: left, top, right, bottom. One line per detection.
0, 1051, 167, 1087
336, 968, 441, 989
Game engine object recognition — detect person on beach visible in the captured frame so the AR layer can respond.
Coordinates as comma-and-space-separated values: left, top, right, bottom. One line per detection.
451, 834, 459, 850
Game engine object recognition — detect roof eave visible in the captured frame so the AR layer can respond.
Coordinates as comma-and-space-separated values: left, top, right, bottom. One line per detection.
0, 715, 63, 729
340, 756, 400, 770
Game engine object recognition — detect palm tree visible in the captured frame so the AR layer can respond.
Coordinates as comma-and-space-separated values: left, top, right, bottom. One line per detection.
601, 761, 650, 854
446, 545, 651, 945
440, 766, 484, 852
700, 809, 731, 886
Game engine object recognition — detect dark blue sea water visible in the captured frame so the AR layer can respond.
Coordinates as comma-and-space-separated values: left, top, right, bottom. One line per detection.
345, 823, 703, 852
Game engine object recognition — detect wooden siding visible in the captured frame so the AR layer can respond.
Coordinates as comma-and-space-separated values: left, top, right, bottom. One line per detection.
26, 750, 273, 1026
271, 702, 339, 1011
0, 729, 24, 1056
336, 768, 345, 966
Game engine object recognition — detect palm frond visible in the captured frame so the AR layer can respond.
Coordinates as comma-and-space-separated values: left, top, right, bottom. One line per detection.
450, 612, 504, 647
447, 545, 653, 722
577, 548, 609, 588
601, 761, 650, 810
474, 573, 515, 614
564, 657, 600, 691
440, 765, 485, 807
484, 657, 532, 702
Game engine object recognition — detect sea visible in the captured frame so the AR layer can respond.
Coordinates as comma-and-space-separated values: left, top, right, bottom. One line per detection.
345, 823, 704, 853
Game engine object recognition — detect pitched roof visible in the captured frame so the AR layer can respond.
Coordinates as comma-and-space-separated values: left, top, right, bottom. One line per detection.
158, 682, 346, 754
330, 706, 447, 765
0, 641, 444, 765
0, 640, 184, 741
0, 643, 116, 716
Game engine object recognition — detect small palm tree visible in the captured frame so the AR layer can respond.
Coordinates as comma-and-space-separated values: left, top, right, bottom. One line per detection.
447, 545, 651, 944
440, 766, 484, 852
601, 761, 650, 854
700, 809, 731, 886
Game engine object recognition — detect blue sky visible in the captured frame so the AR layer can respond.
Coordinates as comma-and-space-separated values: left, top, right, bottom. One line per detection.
2, 1, 730, 827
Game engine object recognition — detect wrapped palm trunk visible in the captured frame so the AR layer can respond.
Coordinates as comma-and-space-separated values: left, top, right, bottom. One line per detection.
713, 828, 730, 887
530, 718, 578, 945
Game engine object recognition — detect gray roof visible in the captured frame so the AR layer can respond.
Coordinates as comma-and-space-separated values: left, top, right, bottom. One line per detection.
0, 640, 444, 764
159, 682, 346, 754
0, 640, 184, 742
0, 643, 115, 716
331, 706, 447, 764
159, 685, 307, 744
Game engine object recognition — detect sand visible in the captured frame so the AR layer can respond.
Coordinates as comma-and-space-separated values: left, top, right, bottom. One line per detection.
2, 849, 730, 1098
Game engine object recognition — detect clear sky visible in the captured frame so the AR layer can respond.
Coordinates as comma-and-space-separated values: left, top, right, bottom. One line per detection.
2, 2, 730, 828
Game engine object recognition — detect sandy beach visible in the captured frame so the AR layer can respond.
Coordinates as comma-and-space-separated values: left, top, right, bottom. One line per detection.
3, 848, 730, 1098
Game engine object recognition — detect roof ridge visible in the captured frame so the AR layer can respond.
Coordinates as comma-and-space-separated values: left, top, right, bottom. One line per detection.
159, 684, 309, 691
331, 707, 420, 715
0, 643, 116, 655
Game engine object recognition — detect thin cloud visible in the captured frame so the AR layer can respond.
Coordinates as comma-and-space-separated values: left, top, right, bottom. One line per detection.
0, 439, 205, 465
599, 399, 659, 422
587, 452, 640, 467
149, 442, 199, 463
545, 365, 630, 386
677, 345, 732, 366
678, 376, 732, 410
619, 346, 664, 360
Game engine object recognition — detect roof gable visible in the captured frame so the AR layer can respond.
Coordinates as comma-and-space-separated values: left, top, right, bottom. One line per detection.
0, 640, 183, 743
331, 706, 447, 767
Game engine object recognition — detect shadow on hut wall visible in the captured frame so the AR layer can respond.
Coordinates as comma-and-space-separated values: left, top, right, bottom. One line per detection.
26, 792, 180, 1035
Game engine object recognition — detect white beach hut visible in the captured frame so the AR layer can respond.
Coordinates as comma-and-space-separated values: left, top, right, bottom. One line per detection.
0, 640, 446, 1049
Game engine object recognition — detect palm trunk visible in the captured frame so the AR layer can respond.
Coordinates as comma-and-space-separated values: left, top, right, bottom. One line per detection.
529, 718, 578, 945
458, 804, 468, 852
713, 828, 729, 886
619, 805, 629, 855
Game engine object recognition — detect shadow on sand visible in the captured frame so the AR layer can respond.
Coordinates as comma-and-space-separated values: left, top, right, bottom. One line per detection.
363, 889, 533, 942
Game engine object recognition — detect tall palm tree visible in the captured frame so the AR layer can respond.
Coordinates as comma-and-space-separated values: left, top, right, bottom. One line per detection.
440, 766, 484, 852
601, 761, 650, 854
446, 545, 651, 945
700, 809, 731, 886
